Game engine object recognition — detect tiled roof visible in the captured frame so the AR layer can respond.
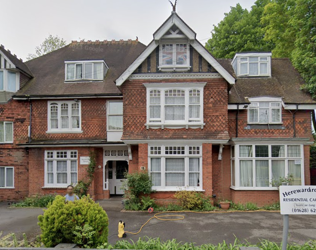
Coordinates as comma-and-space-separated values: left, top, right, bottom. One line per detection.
15, 40, 146, 97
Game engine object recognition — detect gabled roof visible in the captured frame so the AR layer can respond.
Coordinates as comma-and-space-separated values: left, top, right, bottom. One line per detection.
15, 40, 146, 97
0, 45, 33, 77
217, 58, 316, 104
115, 12, 235, 86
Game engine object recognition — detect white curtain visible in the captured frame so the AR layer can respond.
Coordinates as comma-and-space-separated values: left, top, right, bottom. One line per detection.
7, 72, 16, 92
93, 63, 103, 80
76, 64, 82, 79
256, 160, 269, 187
288, 146, 301, 157
71, 160, 77, 184
109, 102, 123, 115
0, 122, 4, 142
165, 158, 184, 186
189, 106, 200, 119
150, 106, 161, 119
50, 104, 58, 129
189, 158, 199, 186
260, 63, 268, 74
272, 108, 281, 123
57, 161, 67, 184
239, 145, 252, 157
5, 123, 13, 142
6, 168, 13, 187
249, 108, 258, 123
109, 116, 123, 130
0, 71, 3, 90
165, 91, 185, 120
165, 106, 185, 120
240, 160, 253, 187
151, 158, 161, 186
47, 161, 54, 184
288, 160, 301, 185
71, 103, 80, 129
84, 63, 93, 79
0, 167, 4, 187
231, 160, 235, 186
272, 161, 285, 186
61, 104, 69, 129
67, 64, 75, 80
249, 63, 258, 75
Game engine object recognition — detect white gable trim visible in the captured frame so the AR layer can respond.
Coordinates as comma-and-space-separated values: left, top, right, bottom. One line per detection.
0, 51, 16, 69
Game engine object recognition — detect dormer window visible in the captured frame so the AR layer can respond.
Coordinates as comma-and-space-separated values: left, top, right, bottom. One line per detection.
0, 55, 19, 92
248, 97, 282, 124
159, 43, 190, 72
65, 60, 108, 81
232, 53, 271, 77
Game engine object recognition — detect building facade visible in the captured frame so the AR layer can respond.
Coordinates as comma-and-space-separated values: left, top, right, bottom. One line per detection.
0, 12, 315, 206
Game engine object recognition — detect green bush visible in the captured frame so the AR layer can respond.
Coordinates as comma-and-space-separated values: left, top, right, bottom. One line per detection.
141, 196, 156, 210
174, 191, 214, 210
11, 194, 55, 208
231, 202, 259, 211
38, 195, 108, 248
263, 202, 280, 211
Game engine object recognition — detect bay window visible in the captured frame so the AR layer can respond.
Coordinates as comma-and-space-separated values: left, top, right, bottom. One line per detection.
149, 145, 202, 190
231, 144, 303, 189
248, 102, 282, 124
145, 83, 205, 128
48, 101, 81, 132
65, 60, 107, 81
45, 151, 78, 187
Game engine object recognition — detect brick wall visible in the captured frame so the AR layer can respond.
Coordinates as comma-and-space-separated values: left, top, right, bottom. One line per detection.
231, 190, 279, 207
121, 78, 229, 140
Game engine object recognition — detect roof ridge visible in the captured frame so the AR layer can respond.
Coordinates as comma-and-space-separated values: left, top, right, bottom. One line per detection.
71, 39, 139, 45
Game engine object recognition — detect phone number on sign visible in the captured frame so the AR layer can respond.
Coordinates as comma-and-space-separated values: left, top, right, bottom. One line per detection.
292, 208, 316, 213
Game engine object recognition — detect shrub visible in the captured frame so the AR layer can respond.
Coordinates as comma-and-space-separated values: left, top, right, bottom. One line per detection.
141, 196, 156, 210
38, 195, 108, 248
174, 191, 214, 210
11, 194, 55, 208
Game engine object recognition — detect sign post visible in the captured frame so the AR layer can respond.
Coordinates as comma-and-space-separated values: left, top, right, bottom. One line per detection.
279, 185, 316, 250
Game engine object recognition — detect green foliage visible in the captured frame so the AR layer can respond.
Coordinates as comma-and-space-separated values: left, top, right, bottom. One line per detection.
0, 232, 42, 247
11, 194, 55, 208
174, 191, 215, 211
231, 202, 259, 211
271, 174, 294, 187
27, 35, 67, 60
262, 202, 280, 210
38, 195, 108, 248
74, 151, 96, 197
206, 0, 274, 59
73, 224, 96, 248
141, 196, 156, 210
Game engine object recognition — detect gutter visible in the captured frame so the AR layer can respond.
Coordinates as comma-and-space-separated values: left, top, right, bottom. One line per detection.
12, 93, 123, 100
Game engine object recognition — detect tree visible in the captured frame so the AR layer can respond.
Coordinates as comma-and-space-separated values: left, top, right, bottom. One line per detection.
205, 0, 274, 59
27, 35, 67, 60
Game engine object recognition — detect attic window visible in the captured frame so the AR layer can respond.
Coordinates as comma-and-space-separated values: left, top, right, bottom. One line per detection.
65, 60, 108, 81
159, 43, 190, 72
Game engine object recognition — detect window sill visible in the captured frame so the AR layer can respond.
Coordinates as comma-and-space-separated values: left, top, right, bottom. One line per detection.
146, 123, 205, 129
0, 142, 14, 144
158, 66, 191, 72
42, 186, 69, 189
230, 186, 279, 191
46, 130, 83, 134
152, 187, 205, 192
0, 187, 15, 189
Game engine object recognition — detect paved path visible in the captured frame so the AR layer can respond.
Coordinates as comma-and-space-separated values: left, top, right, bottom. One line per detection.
0, 200, 315, 246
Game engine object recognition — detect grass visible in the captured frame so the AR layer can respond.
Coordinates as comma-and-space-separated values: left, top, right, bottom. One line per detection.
11, 194, 56, 208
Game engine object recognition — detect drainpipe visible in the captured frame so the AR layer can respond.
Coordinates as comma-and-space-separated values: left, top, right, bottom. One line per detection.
28, 99, 32, 143
236, 105, 239, 138
293, 104, 298, 138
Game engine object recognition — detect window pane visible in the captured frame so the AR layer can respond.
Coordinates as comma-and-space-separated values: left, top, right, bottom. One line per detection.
71, 103, 80, 129
288, 146, 300, 157
240, 145, 252, 157
249, 57, 259, 62
256, 160, 269, 187
0, 122, 3, 142
108, 116, 123, 130
6, 168, 13, 187
189, 106, 200, 119
249, 108, 258, 123
0, 168, 4, 187
255, 145, 269, 157
61, 104, 69, 129
67, 64, 75, 80
176, 44, 188, 65
240, 63, 248, 75
189, 90, 200, 104
151, 173, 161, 186
165, 106, 185, 120
272, 145, 285, 157
151, 158, 161, 171
8, 72, 16, 92
165, 90, 185, 104
150, 106, 161, 119
260, 63, 268, 74
259, 108, 269, 123
288, 160, 301, 185
165, 158, 184, 171
109, 102, 123, 115
272, 109, 281, 123
272, 161, 285, 186
189, 158, 199, 172
249, 63, 258, 75
5, 123, 13, 142
166, 173, 184, 186
231, 160, 235, 186
76, 64, 82, 79
0, 71, 3, 90
50, 104, 58, 129
189, 173, 199, 186
240, 160, 253, 187
162, 44, 173, 65
57, 161, 67, 184
93, 63, 103, 80
71, 161, 77, 172
84, 63, 93, 79
71, 173, 77, 184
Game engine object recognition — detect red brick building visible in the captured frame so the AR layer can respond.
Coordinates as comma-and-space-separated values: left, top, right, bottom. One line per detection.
1, 12, 315, 206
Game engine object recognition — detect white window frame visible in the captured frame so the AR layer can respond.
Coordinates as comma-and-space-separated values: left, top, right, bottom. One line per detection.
148, 145, 203, 191
47, 101, 82, 133
64, 60, 107, 81
144, 83, 206, 129
0, 69, 20, 92
159, 43, 190, 71
0, 121, 13, 143
237, 56, 271, 77
0, 166, 14, 188
44, 150, 78, 187
248, 101, 282, 124
231, 144, 304, 190
107, 100, 123, 132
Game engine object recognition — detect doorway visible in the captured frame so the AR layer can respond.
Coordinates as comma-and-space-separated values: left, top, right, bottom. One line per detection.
108, 161, 128, 195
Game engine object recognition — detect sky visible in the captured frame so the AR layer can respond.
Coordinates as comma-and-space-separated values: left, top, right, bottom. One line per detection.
1, 0, 255, 61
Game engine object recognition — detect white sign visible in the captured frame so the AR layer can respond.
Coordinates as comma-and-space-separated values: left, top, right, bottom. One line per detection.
279, 186, 316, 215
80, 156, 90, 165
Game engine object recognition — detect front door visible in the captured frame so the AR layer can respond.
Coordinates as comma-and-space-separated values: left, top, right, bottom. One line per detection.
108, 161, 128, 195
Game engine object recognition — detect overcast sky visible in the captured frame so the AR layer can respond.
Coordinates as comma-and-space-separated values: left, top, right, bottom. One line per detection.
1, 0, 255, 61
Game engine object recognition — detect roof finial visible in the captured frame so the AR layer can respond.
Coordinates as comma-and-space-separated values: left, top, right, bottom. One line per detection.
168, 0, 177, 12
